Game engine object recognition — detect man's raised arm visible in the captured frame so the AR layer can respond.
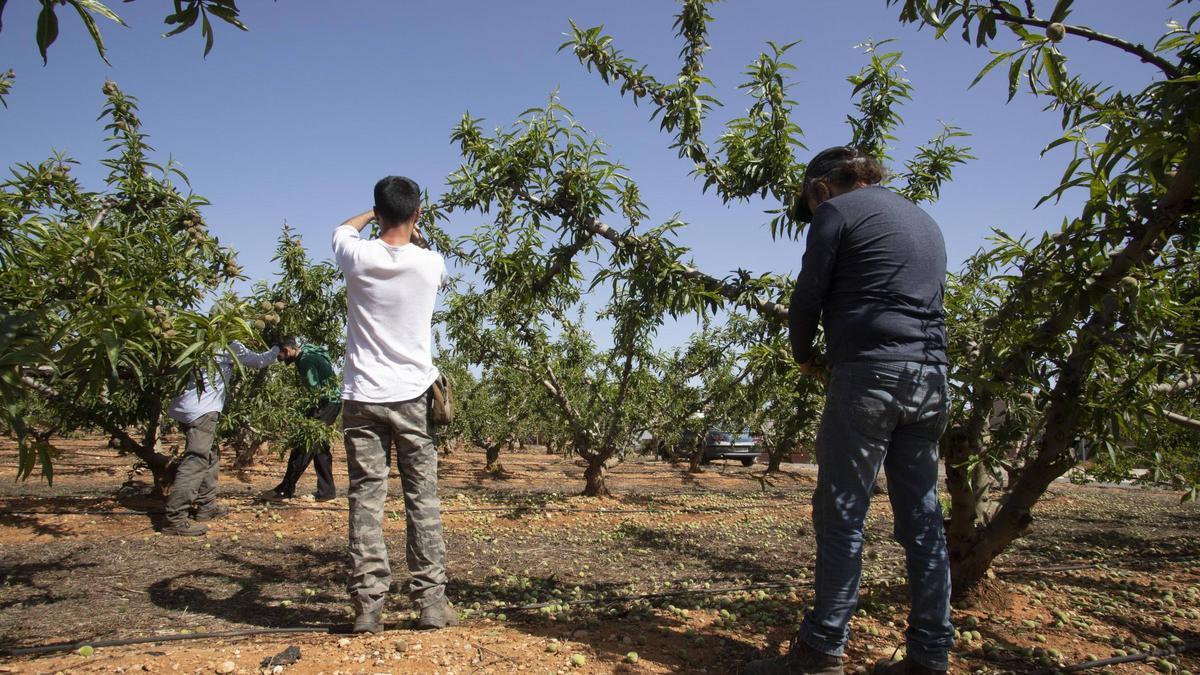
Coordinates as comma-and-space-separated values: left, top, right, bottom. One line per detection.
338, 209, 375, 232
229, 340, 279, 369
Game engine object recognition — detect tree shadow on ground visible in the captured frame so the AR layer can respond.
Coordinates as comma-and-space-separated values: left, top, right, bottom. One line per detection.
146, 542, 351, 630
0, 556, 96, 636
615, 522, 798, 581
1027, 527, 1199, 562
444, 575, 769, 673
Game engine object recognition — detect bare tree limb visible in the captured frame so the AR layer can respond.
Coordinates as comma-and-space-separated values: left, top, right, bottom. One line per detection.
1164, 410, 1200, 432
1152, 375, 1200, 395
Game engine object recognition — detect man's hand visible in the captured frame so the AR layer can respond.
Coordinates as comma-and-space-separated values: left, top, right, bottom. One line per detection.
339, 209, 376, 232
799, 355, 830, 384
412, 226, 431, 250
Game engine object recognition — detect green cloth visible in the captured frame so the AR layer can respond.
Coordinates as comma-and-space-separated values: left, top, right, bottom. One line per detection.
296, 344, 341, 402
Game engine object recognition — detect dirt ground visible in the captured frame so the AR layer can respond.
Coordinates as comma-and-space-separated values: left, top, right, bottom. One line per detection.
1, 438, 1198, 674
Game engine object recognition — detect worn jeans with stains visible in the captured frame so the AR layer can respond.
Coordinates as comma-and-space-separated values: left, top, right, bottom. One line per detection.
797, 361, 954, 670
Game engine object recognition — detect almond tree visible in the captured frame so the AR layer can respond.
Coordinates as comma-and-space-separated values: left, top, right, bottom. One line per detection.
421, 2, 966, 493
742, 329, 825, 474
449, 360, 545, 474
648, 319, 756, 472
889, 0, 1200, 596
444, 278, 666, 497
218, 227, 346, 467
0, 81, 252, 492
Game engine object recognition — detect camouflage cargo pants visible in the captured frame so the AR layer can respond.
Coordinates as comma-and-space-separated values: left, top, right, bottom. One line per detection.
342, 394, 447, 614
164, 412, 221, 526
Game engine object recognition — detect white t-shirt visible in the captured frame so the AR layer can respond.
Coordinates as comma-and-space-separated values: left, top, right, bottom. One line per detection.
333, 225, 448, 403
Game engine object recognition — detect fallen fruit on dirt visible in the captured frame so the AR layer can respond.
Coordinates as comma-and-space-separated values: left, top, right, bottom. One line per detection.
78, 645, 94, 657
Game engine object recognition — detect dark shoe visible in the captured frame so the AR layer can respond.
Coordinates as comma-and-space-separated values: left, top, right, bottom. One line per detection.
352, 605, 384, 634
259, 489, 291, 501
314, 493, 336, 502
194, 504, 230, 522
416, 598, 459, 630
745, 639, 843, 675
872, 657, 947, 674
162, 520, 208, 536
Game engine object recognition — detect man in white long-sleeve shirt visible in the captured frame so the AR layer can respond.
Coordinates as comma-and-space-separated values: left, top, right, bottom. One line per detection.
163, 340, 279, 536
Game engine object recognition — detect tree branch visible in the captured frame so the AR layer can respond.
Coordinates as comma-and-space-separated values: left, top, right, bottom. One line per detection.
529, 226, 594, 297
19, 374, 171, 470
982, 164, 1197, 386
1164, 409, 1200, 432
1152, 374, 1200, 395
585, 218, 789, 321
983, 3, 1183, 79
540, 363, 590, 457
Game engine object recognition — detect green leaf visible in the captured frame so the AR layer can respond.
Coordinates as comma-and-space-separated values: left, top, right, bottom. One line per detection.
971, 50, 1013, 89
201, 13, 214, 57
68, 1, 113, 65
172, 339, 207, 368
205, 4, 246, 30
1007, 51, 1027, 102
1042, 46, 1065, 95
36, 0, 60, 64
1049, 0, 1073, 23
38, 440, 54, 486
74, 0, 124, 25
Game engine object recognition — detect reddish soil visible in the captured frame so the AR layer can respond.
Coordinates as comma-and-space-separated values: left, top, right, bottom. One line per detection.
1, 438, 1197, 674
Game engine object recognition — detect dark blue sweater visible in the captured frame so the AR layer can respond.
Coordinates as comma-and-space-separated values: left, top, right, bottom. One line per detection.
788, 186, 948, 365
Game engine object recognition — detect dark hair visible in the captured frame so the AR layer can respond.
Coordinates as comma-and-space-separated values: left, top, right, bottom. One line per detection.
373, 176, 421, 227
805, 146, 887, 192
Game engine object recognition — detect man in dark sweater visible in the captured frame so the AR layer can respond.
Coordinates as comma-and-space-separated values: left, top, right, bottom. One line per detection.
747, 147, 953, 675
267, 337, 341, 501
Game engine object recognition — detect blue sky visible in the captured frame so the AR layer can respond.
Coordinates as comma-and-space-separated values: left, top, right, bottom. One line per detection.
0, 1, 1177, 348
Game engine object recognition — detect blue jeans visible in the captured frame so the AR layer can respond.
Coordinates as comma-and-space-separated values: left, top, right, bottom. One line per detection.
797, 361, 954, 670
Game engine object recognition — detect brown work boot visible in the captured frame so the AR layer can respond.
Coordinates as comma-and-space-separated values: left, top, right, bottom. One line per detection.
162, 520, 208, 536
352, 604, 384, 634
194, 504, 230, 522
416, 598, 459, 630
744, 639, 844, 675
872, 657, 947, 674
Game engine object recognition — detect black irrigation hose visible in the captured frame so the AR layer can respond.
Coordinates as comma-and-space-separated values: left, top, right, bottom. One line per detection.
1034, 640, 1200, 674
0, 625, 344, 658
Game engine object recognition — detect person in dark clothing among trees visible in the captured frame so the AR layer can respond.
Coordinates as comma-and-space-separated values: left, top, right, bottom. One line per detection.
266, 336, 341, 501
746, 147, 954, 675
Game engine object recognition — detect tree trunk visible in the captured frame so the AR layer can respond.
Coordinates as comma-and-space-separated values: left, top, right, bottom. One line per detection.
944, 166, 1195, 597
485, 443, 504, 473
767, 454, 782, 472
688, 449, 704, 474
582, 459, 611, 496
113, 429, 176, 498
229, 423, 268, 468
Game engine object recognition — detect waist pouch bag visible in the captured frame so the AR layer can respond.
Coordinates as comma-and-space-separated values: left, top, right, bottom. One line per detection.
430, 374, 454, 425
